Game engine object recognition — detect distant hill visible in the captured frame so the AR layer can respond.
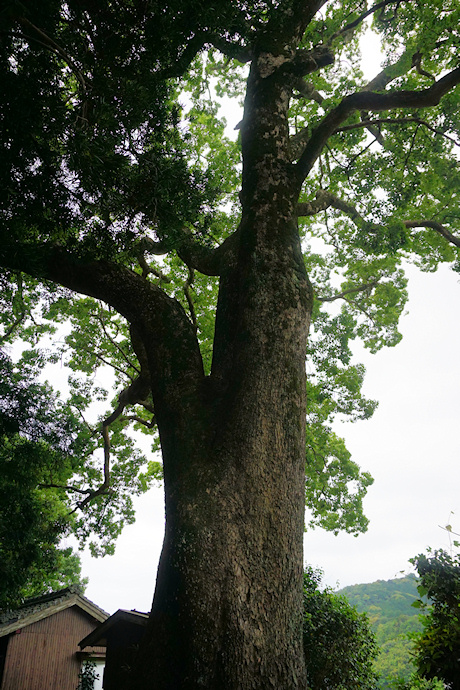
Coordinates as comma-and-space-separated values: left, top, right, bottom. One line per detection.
338, 575, 424, 687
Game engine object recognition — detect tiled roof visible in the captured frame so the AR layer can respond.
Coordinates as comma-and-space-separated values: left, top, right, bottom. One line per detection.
79, 609, 149, 649
0, 587, 108, 637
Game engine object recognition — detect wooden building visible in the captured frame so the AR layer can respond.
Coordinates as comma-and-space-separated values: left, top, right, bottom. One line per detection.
79, 609, 149, 690
0, 587, 108, 690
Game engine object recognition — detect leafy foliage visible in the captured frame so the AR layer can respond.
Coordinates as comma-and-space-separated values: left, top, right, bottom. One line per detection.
0, 351, 86, 608
339, 575, 424, 687
410, 549, 460, 690
76, 660, 98, 690
387, 675, 443, 690
303, 566, 379, 689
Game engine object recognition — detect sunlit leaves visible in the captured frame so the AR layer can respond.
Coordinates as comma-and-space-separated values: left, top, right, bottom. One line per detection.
305, 421, 374, 535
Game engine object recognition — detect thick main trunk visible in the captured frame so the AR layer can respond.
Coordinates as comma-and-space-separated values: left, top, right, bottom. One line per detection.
135, 293, 310, 689
131, 56, 312, 690
133, 218, 312, 690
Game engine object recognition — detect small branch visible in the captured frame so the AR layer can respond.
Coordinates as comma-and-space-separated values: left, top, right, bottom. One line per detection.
183, 268, 198, 333
0, 313, 26, 345
68, 364, 152, 512
292, 78, 324, 104
39, 483, 92, 496
336, 116, 460, 147
138, 254, 171, 282
297, 189, 335, 216
121, 414, 156, 429
73, 407, 98, 438
317, 281, 379, 303
206, 34, 252, 64
412, 51, 436, 82
17, 17, 87, 98
404, 220, 460, 248
77, 344, 134, 381
402, 122, 420, 173
96, 309, 140, 375
328, 0, 409, 44
298, 190, 360, 220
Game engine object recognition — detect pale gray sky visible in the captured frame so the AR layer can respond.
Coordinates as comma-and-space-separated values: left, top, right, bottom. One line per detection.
305, 262, 460, 589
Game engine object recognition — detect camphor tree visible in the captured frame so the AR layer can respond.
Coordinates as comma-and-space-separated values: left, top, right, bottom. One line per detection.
1, 1, 460, 688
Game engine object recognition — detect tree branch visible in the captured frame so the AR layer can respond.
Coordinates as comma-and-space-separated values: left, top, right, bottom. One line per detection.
328, 0, 410, 44
183, 268, 198, 333
16, 16, 88, 118
298, 189, 460, 250
298, 190, 363, 220
316, 281, 379, 303
121, 414, 156, 429
96, 309, 140, 375
297, 189, 335, 216
71, 368, 152, 511
140, 226, 241, 277
404, 220, 460, 248
295, 66, 460, 182
206, 34, 252, 64
0, 240, 205, 416
39, 483, 93, 496
335, 116, 460, 147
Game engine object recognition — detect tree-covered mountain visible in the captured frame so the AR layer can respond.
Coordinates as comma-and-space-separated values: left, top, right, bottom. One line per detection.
339, 575, 423, 686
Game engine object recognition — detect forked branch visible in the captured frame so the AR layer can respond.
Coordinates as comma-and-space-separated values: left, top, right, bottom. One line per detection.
298, 189, 460, 250
316, 281, 379, 303
296, 64, 460, 181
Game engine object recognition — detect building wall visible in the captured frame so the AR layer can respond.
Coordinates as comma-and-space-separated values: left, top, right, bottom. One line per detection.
1, 606, 104, 690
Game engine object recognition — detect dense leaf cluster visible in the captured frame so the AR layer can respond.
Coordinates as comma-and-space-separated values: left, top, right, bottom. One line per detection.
0, 351, 85, 608
303, 565, 379, 689
410, 549, 460, 690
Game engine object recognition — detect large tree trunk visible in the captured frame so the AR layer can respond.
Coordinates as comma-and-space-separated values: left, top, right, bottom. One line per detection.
134, 244, 312, 688
132, 59, 313, 690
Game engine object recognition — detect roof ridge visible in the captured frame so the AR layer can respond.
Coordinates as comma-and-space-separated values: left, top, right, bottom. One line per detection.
0, 588, 109, 632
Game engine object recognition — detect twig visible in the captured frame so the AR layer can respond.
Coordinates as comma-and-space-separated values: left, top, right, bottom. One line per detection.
96, 309, 140, 375
317, 281, 379, 303
336, 117, 460, 148
184, 268, 198, 333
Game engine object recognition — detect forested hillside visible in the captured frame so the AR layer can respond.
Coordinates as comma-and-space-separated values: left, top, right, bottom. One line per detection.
339, 575, 423, 686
